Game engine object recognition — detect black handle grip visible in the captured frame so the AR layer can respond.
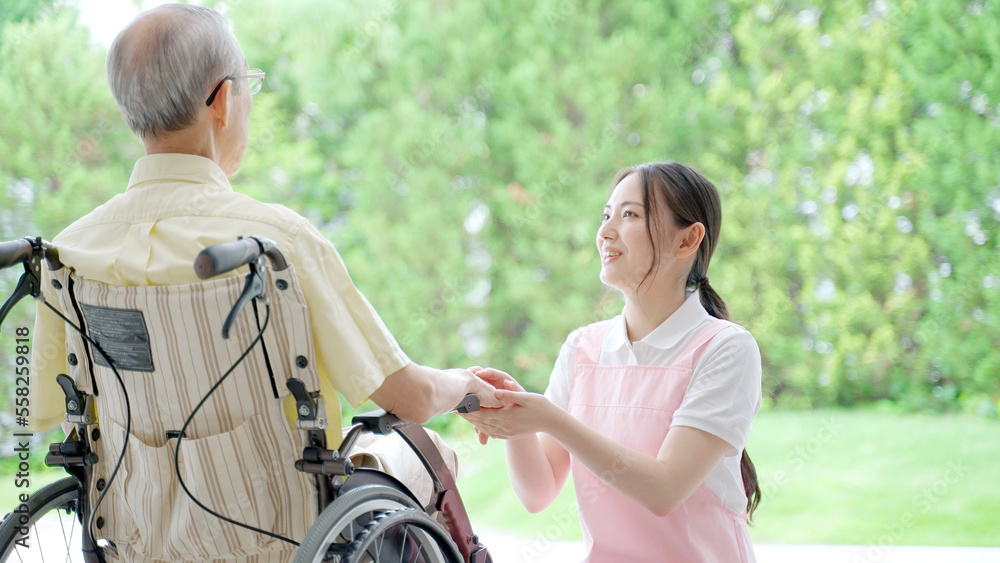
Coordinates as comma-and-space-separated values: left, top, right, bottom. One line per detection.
0, 238, 33, 269
453, 393, 480, 414
351, 410, 402, 435
194, 238, 261, 279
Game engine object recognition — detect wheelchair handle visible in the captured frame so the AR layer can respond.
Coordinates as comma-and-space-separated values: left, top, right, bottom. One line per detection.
453, 393, 480, 414
194, 236, 289, 279
0, 238, 33, 269
352, 394, 481, 436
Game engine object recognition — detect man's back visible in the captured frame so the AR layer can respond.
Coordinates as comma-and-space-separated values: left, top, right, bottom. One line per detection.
52, 153, 311, 286
31, 153, 409, 436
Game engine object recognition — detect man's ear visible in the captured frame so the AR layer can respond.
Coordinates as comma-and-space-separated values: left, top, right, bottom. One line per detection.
206, 79, 232, 128
675, 222, 705, 259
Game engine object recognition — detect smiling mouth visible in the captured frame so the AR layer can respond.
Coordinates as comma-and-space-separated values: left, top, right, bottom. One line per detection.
601, 251, 622, 260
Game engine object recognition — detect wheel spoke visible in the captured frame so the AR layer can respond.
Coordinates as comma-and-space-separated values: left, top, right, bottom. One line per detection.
294, 485, 431, 563
58, 509, 70, 552
34, 521, 47, 563
63, 509, 78, 563
340, 509, 458, 563
401, 526, 411, 561
1, 479, 83, 563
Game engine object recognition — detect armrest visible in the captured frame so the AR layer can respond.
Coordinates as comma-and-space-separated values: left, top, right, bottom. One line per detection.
351, 409, 402, 435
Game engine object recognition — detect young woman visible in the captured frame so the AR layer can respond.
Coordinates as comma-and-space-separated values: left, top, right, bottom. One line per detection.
463, 161, 762, 561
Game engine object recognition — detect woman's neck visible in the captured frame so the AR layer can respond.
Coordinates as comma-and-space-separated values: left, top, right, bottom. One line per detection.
622, 287, 688, 343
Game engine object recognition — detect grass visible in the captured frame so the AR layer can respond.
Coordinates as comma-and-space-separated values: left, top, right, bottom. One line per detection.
454, 409, 1000, 546
5, 409, 997, 546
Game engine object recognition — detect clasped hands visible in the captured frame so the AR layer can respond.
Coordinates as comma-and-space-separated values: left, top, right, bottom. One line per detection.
461, 366, 556, 444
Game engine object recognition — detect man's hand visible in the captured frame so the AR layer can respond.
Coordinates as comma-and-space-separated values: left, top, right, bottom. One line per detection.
461, 387, 554, 439
372, 363, 499, 423
470, 367, 525, 396
466, 367, 521, 445
451, 367, 502, 409
461, 367, 555, 444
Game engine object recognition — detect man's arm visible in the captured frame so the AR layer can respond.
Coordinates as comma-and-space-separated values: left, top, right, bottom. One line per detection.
369, 362, 499, 423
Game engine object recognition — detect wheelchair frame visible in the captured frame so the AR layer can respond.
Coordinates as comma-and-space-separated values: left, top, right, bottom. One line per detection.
0, 236, 492, 563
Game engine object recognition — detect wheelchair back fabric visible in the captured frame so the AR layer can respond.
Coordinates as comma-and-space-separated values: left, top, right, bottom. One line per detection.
50, 265, 321, 562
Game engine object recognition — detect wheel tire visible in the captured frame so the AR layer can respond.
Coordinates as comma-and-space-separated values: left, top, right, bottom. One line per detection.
0, 476, 84, 562
293, 484, 422, 563
342, 507, 462, 563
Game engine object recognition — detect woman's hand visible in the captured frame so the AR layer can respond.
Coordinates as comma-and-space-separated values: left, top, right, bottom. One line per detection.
468, 366, 525, 394
461, 367, 559, 443
462, 370, 572, 512
465, 367, 527, 443
466, 388, 552, 439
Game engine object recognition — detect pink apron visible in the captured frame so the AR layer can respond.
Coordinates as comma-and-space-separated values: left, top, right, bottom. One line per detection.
567, 319, 755, 562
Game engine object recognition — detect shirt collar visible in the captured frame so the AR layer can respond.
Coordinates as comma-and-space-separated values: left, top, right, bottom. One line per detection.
605, 291, 710, 352
126, 153, 233, 192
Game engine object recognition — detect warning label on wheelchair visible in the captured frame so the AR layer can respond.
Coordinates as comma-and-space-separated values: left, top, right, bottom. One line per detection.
80, 304, 155, 372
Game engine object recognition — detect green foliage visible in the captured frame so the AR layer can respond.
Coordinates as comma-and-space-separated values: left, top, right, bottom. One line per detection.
0, 0, 998, 416
457, 409, 1000, 545
0, 0, 58, 52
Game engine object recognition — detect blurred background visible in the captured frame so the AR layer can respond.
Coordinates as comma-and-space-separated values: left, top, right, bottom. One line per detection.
1, 0, 998, 554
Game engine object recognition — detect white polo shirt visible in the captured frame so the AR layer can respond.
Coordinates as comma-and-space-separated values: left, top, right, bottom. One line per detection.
545, 290, 762, 513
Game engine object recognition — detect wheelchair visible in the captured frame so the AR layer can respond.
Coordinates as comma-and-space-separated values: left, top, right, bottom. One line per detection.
0, 236, 492, 563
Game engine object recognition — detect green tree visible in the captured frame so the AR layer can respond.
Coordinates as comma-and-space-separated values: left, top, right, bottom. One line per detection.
1, 0, 997, 419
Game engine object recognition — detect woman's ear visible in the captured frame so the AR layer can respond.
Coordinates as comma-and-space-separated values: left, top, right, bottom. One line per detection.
675, 222, 705, 259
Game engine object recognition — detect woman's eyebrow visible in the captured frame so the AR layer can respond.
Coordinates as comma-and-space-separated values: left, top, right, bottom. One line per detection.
605, 200, 643, 209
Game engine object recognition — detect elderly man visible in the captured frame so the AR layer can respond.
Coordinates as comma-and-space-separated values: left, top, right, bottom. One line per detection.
30, 3, 495, 561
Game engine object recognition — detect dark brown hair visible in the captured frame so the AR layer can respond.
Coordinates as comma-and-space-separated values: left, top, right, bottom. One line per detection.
611, 161, 761, 520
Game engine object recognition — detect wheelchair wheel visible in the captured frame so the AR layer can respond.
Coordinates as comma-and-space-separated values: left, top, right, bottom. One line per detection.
0, 476, 84, 562
341, 507, 461, 563
294, 484, 448, 563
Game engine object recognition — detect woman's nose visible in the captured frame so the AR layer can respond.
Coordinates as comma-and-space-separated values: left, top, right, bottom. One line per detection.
597, 219, 615, 240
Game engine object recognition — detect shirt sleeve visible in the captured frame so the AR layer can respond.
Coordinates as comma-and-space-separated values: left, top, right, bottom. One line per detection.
289, 222, 410, 407
670, 327, 762, 456
544, 327, 584, 410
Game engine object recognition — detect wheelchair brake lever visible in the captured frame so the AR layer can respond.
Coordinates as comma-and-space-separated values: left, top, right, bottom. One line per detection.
0, 269, 37, 329
287, 377, 327, 430
56, 374, 97, 425
0, 238, 44, 330
221, 255, 267, 339
251, 236, 289, 271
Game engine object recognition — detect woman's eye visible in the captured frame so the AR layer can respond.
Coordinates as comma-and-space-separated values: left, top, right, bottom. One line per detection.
601, 213, 610, 222
624, 211, 636, 218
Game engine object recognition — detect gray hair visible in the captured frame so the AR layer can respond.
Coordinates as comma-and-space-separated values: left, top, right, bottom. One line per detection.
106, 4, 245, 138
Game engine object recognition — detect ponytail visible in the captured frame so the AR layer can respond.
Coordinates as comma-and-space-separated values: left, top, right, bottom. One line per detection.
696, 277, 760, 521
741, 449, 761, 521
696, 277, 730, 322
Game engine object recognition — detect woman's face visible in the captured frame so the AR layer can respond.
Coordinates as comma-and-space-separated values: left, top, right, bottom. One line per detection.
596, 173, 668, 293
